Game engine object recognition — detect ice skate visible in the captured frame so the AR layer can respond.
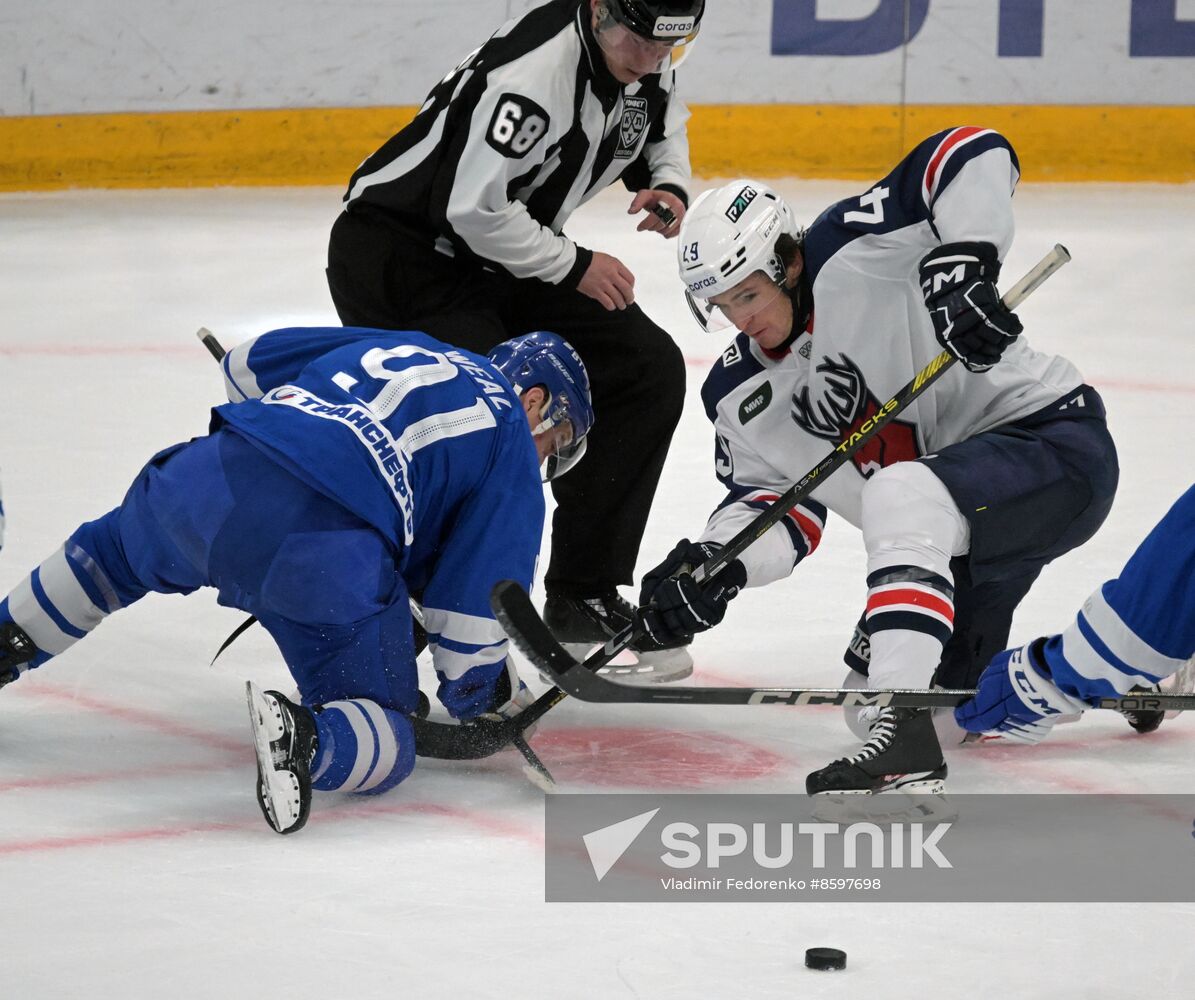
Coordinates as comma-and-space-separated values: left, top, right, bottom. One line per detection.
246, 682, 319, 835
807, 707, 947, 795
543, 592, 693, 683
0, 622, 36, 691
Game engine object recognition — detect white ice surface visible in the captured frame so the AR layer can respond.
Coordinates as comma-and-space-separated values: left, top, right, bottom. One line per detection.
1, 181, 1193, 999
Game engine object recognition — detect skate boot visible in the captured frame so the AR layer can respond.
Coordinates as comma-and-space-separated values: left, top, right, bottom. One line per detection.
1119, 684, 1164, 735
543, 591, 693, 683
0, 622, 37, 691
807, 707, 947, 795
246, 682, 319, 834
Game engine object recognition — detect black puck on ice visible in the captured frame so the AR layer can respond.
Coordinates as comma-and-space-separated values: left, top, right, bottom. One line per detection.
805, 947, 847, 971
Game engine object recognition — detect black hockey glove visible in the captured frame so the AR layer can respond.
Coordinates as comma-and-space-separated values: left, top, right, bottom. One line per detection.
636, 539, 747, 646
919, 241, 1023, 373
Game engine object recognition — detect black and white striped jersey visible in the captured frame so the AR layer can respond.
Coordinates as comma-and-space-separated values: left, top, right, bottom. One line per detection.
341, 0, 691, 287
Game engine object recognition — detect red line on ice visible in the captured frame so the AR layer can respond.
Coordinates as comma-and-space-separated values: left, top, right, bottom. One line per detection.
8, 683, 248, 754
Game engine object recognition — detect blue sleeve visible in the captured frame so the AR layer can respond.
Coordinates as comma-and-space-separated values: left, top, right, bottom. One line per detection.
422, 426, 545, 719
221, 327, 409, 401
1042, 484, 1195, 700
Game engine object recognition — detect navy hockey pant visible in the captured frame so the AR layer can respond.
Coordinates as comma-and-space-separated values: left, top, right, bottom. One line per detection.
848, 385, 1118, 689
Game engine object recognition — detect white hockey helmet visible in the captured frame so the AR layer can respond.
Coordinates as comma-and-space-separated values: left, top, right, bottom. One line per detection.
677, 180, 802, 331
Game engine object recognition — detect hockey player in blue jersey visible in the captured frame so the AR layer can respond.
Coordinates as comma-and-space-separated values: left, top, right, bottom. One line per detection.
638, 127, 1118, 796
956, 485, 1195, 743
0, 327, 593, 834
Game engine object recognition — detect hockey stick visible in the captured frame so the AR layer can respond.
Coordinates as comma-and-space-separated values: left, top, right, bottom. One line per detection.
491, 579, 1195, 712
193, 327, 541, 764
493, 244, 1074, 691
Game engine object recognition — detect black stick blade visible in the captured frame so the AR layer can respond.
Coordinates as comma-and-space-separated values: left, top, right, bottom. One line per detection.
410, 715, 515, 760
491, 579, 580, 678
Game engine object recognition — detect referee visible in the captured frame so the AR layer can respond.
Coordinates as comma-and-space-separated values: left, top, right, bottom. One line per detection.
326, 0, 706, 679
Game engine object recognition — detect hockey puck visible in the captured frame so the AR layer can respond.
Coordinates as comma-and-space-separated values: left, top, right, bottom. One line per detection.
805, 947, 847, 971
651, 202, 677, 227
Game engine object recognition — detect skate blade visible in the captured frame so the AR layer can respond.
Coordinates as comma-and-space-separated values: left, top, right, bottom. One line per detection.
891, 777, 946, 795
810, 775, 946, 797
813, 790, 959, 825
538, 642, 693, 685
246, 682, 301, 833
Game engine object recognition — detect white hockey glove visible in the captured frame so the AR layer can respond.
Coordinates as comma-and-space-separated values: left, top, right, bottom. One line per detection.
954, 639, 1088, 744
478, 660, 538, 736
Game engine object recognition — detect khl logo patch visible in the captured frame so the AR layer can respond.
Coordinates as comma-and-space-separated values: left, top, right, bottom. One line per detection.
615, 96, 649, 159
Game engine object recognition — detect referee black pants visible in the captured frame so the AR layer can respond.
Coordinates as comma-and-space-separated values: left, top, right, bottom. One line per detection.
326, 207, 686, 598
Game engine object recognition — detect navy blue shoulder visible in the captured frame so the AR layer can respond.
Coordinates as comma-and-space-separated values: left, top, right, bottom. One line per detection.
803, 127, 1018, 284
701, 335, 766, 423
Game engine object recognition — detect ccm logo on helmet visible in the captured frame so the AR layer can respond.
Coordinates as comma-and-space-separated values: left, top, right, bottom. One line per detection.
654, 15, 696, 36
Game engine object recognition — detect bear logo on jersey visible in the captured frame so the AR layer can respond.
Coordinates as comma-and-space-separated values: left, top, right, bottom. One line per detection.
790, 355, 919, 478
616, 97, 649, 159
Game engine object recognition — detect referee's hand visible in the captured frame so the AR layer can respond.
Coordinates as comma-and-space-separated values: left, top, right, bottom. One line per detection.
628, 189, 684, 237
578, 251, 636, 311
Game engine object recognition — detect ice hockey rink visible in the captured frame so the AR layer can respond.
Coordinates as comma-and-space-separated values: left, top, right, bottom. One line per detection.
1, 179, 1193, 998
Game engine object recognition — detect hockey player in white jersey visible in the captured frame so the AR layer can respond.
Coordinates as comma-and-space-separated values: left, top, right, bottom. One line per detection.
638, 127, 1118, 795
956, 484, 1195, 743
0, 327, 593, 834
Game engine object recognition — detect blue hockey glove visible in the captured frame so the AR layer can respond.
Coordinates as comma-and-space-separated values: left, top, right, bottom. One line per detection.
636, 539, 746, 646
437, 660, 507, 721
954, 639, 1088, 744
920, 241, 1022, 373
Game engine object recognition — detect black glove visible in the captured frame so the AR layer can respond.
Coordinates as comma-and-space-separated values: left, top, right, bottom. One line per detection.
919, 241, 1023, 373
636, 539, 747, 646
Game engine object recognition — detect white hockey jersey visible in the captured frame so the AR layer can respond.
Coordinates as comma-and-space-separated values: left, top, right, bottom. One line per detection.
698, 128, 1085, 588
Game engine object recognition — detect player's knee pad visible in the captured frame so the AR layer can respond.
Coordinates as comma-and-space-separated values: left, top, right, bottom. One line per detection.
311, 699, 416, 795
861, 461, 969, 578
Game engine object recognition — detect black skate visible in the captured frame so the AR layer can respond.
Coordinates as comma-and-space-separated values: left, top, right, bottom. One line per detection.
807, 707, 947, 795
543, 592, 693, 683
1119, 684, 1164, 735
0, 622, 37, 691
246, 682, 319, 835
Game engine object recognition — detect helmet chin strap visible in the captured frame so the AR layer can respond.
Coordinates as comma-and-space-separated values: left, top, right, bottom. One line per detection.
775, 266, 813, 353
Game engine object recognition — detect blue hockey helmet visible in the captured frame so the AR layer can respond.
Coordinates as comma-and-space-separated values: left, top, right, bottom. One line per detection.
488, 332, 595, 481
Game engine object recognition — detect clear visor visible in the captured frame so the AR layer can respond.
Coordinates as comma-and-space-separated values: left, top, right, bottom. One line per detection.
685, 278, 787, 335
532, 415, 588, 482
595, 20, 699, 75
542, 435, 588, 482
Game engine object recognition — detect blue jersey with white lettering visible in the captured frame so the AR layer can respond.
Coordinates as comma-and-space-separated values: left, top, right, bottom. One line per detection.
1043, 484, 1195, 700
215, 326, 543, 691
